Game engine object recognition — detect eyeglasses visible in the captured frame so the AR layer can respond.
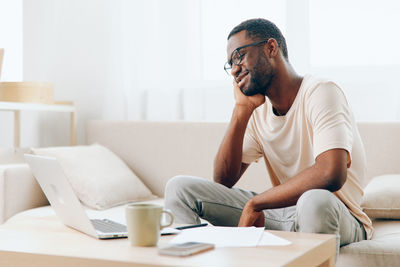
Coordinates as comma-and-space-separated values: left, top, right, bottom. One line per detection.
223, 39, 270, 75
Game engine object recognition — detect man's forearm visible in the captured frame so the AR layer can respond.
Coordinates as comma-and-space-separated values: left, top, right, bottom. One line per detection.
250, 166, 321, 211
213, 105, 253, 187
249, 149, 348, 211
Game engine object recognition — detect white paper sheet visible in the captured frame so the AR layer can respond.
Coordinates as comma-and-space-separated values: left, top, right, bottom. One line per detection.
258, 232, 291, 246
170, 226, 264, 248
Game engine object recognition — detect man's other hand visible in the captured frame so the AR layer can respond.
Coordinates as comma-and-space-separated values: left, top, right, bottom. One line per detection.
238, 200, 265, 227
233, 80, 265, 112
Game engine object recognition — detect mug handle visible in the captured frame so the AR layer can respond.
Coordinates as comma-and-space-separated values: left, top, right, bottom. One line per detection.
160, 209, 174, 229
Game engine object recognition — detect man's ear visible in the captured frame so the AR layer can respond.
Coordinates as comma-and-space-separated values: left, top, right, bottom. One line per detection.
264, 39, 280, 58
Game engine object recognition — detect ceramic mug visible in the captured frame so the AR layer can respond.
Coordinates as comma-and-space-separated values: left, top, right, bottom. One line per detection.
125, 203, 174, 246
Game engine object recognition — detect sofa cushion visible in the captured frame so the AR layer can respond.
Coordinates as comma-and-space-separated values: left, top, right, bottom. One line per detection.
338, 219, 400, 267
0, 148, 31, 164
0, 164, 49, 223
31, 144, 156, 210
361, 174, 400, 219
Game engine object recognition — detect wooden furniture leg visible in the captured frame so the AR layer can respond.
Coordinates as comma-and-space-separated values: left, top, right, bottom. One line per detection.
318, 254, 335, 267
14, 110, 20, 148
70, 109, 77, 146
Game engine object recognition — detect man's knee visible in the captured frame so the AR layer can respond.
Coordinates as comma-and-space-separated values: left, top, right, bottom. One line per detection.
165, 175, 193, 200
165, 175, 207, 204
164, 175, 206, 224
165, 175, 185, 195
295, 189, 339, 234
297, 189, 335, 211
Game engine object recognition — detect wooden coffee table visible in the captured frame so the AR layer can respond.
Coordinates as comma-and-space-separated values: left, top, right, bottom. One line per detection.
0, 215, 335, 267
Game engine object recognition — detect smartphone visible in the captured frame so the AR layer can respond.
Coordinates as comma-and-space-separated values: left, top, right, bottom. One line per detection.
158, 242, 214, 257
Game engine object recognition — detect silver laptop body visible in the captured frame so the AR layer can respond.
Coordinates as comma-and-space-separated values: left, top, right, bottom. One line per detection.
24, 154, 127, 239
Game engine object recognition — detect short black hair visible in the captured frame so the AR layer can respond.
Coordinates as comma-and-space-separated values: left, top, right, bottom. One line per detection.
228, 18, 288, 60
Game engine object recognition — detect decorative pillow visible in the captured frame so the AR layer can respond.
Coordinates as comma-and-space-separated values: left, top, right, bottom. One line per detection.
361, 174, 400, 219
31, 144, 156, 210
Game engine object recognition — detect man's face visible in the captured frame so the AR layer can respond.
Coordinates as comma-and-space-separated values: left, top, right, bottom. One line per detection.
226, 31, 274, 96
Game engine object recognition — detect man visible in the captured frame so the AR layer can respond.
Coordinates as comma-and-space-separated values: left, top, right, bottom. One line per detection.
165, 18, 372, 252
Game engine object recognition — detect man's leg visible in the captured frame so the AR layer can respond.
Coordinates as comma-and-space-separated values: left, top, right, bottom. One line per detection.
295, 189, 366, 255
165, 177, 366, 252
164, 175, 257, 225
263, 205, 297, 231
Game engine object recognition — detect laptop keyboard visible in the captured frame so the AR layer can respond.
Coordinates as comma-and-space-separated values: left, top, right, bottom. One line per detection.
91, 219, 127, 233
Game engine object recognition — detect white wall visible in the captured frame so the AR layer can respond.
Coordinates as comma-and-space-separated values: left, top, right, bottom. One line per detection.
1, 0, 399, 148
0, 0, 23, 81
0, 0, 24, 147
308, 0, 400, 121
19, 0, 288, 146
23, 0, 120, 146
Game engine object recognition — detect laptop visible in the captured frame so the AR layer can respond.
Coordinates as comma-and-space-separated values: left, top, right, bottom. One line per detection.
24, 154, 128, 239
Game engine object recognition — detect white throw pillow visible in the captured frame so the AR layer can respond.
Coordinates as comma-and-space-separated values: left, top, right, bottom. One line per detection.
31, 144, 156, 210
361, 174, 400, 219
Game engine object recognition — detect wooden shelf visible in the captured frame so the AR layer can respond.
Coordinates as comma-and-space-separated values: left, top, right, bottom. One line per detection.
0, 101, 75, 112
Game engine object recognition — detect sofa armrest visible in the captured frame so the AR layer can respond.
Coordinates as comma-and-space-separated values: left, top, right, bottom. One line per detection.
0, 164, 48, 224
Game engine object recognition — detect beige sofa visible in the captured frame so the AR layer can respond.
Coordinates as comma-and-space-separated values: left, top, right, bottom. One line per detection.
1, 121, 400, 266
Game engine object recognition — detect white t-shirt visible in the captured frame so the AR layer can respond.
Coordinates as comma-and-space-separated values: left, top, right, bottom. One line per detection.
242, 74, 373, 239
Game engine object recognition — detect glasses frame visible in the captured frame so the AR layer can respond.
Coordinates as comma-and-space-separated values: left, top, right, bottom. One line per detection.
224, 39, 271, 75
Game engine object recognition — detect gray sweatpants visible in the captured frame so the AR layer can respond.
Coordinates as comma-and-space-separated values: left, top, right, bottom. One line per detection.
164, 175, 366, 255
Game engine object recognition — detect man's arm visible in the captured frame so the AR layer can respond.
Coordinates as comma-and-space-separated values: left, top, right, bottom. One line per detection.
238, 148, 348, 226
213, 106, 251, 188
213, 82, 264, 187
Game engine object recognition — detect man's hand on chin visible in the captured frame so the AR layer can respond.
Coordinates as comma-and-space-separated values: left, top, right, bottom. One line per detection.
233, 80, 265, 112
238, 200, 265, 227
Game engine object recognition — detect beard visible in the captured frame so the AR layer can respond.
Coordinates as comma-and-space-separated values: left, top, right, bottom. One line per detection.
241, 52, 274, 96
